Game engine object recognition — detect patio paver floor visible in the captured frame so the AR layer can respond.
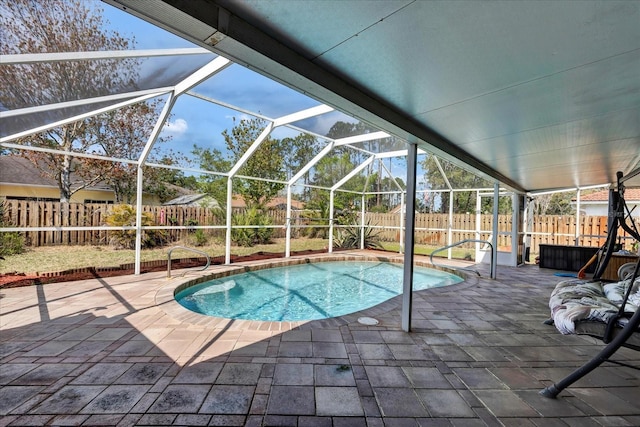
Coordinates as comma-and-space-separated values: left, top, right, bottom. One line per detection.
1, 251, 639, 426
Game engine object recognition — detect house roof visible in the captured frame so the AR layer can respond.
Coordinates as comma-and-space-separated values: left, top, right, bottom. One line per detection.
163, 194, 305, 210
0, 155, 111, 191
578, 189, 640, 203
162, 193, 207, 206
231, 196, 305, 210
0, 155, 57, 187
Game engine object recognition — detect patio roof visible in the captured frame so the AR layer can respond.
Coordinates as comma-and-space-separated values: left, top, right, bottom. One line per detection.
105, 0, 640, 192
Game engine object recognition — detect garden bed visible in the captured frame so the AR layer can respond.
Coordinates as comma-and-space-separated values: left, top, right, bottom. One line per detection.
0, 249, 329, 289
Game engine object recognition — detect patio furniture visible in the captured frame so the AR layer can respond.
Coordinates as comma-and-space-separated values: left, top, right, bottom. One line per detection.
540, 259, 640, 398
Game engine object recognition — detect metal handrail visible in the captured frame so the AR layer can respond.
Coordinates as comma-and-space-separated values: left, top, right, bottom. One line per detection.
167, 246, 211, 278
430, 239, 494, 278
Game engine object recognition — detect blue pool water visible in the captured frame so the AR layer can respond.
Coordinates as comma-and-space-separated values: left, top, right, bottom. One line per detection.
175, 261, 462, 321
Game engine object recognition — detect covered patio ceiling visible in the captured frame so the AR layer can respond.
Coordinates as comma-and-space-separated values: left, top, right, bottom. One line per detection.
107, 0, 640, 193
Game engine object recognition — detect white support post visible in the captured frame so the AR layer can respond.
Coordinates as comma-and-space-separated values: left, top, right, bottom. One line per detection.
1, 90, 170, 144
134, 168, 145, 275
575, 188, 581, 246
333, 131, 389, 147
225, 177, 233, 265
360, 192, 366, 250
401, 143, 418, 332
447, 190, 454, 259
134, 95, 174, 275
285, 185, 292, 257
329, 190, 335, 253
475, 190, 482, 262
273, 104, 333, 127
399, 192, 405, 253
523, 196, 531, 263
511, 193, 518, 266
361, 169, 373, 251
491, 182, 499, 279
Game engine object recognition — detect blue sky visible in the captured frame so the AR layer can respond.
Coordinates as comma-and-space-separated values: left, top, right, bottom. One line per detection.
100, 1, 417, 185
102, 3, 335, 154
100, 5, 265, 147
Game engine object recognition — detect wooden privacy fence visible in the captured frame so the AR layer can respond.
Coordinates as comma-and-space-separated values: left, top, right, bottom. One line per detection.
365, 212, 511, 249
2, 200, 635, 253
1, 201, 292, 247
365, 212, 621, 253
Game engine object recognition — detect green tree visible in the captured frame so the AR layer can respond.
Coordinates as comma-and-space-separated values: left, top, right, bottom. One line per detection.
420, 155, 511, 214
192, 118, 288, 246
310, 152, 365, 211
193, 118, 290, 209
281, 133, 322, 201
223, 118, 286, 208
304, 121, 373, 211
365, 174, 406, 212
143, 155, 197, 204
192, 146, 231, 208
326, 121, 405, 209
0, 0, 166, 203
530, 190, 580, 215
84, 104, 174, 203
326, 120, 376, 165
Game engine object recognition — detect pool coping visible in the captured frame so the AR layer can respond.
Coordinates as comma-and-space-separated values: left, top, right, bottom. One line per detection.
155, 252, 478, 331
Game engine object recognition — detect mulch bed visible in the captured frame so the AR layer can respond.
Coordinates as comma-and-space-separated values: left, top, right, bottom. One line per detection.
0, 249, 329, 289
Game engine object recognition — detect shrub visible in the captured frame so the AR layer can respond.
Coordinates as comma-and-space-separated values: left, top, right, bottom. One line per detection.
104, 204, 167, 249
0, 232, 24, 257
0, 200, 25, 256
301, 205, 357, 239
301, 208, 329, 239
334, 222, 383, 250
192, 229, 208, 246
231, 208, 273, 246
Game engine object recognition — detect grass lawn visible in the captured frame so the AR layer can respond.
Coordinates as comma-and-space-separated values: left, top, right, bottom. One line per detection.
0, 238, 478, 275
379, 242, 474, 260
0, 238, 330, 275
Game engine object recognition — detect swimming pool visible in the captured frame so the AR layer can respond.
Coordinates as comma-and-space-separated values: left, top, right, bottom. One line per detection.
175, 260, 462, 321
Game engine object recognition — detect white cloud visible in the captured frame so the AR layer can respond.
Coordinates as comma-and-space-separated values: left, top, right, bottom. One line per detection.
162, 118, 188, 136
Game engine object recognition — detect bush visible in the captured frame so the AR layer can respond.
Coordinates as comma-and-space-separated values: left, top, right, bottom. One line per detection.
0, 232, 24, 257
301, 208, 329, 239
192, 229, 208, 246
301, 205, 357, 239
0, 200, 25, 257
104, 204, 167, 249
231, 208, 273, 246
334, 222, 383, 250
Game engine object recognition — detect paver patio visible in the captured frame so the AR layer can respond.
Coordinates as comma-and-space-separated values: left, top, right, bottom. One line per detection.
1, 251, 639, 426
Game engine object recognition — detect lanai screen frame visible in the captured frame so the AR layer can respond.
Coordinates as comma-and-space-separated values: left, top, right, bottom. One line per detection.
2, 45, 607, 331
1, 46, 509, 267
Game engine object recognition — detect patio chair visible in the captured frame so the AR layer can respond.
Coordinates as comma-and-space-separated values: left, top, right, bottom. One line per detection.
540, 171, 640, 398
540, 257, 640, 398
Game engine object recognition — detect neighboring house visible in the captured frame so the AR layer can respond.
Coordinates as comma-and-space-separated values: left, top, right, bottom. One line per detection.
162, 193, 221, 209
230, 196, 305, 210
0, 155, 159, 204
389, 204, 418, 214
573, 189, 640, 216
163, 193, 305, 210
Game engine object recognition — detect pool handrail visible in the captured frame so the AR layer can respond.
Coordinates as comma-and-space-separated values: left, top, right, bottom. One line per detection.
430, 239, 494, 278
167, 246, 211, 278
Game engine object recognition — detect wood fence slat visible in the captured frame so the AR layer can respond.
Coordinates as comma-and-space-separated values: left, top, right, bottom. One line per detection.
7, 200, 638, 252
